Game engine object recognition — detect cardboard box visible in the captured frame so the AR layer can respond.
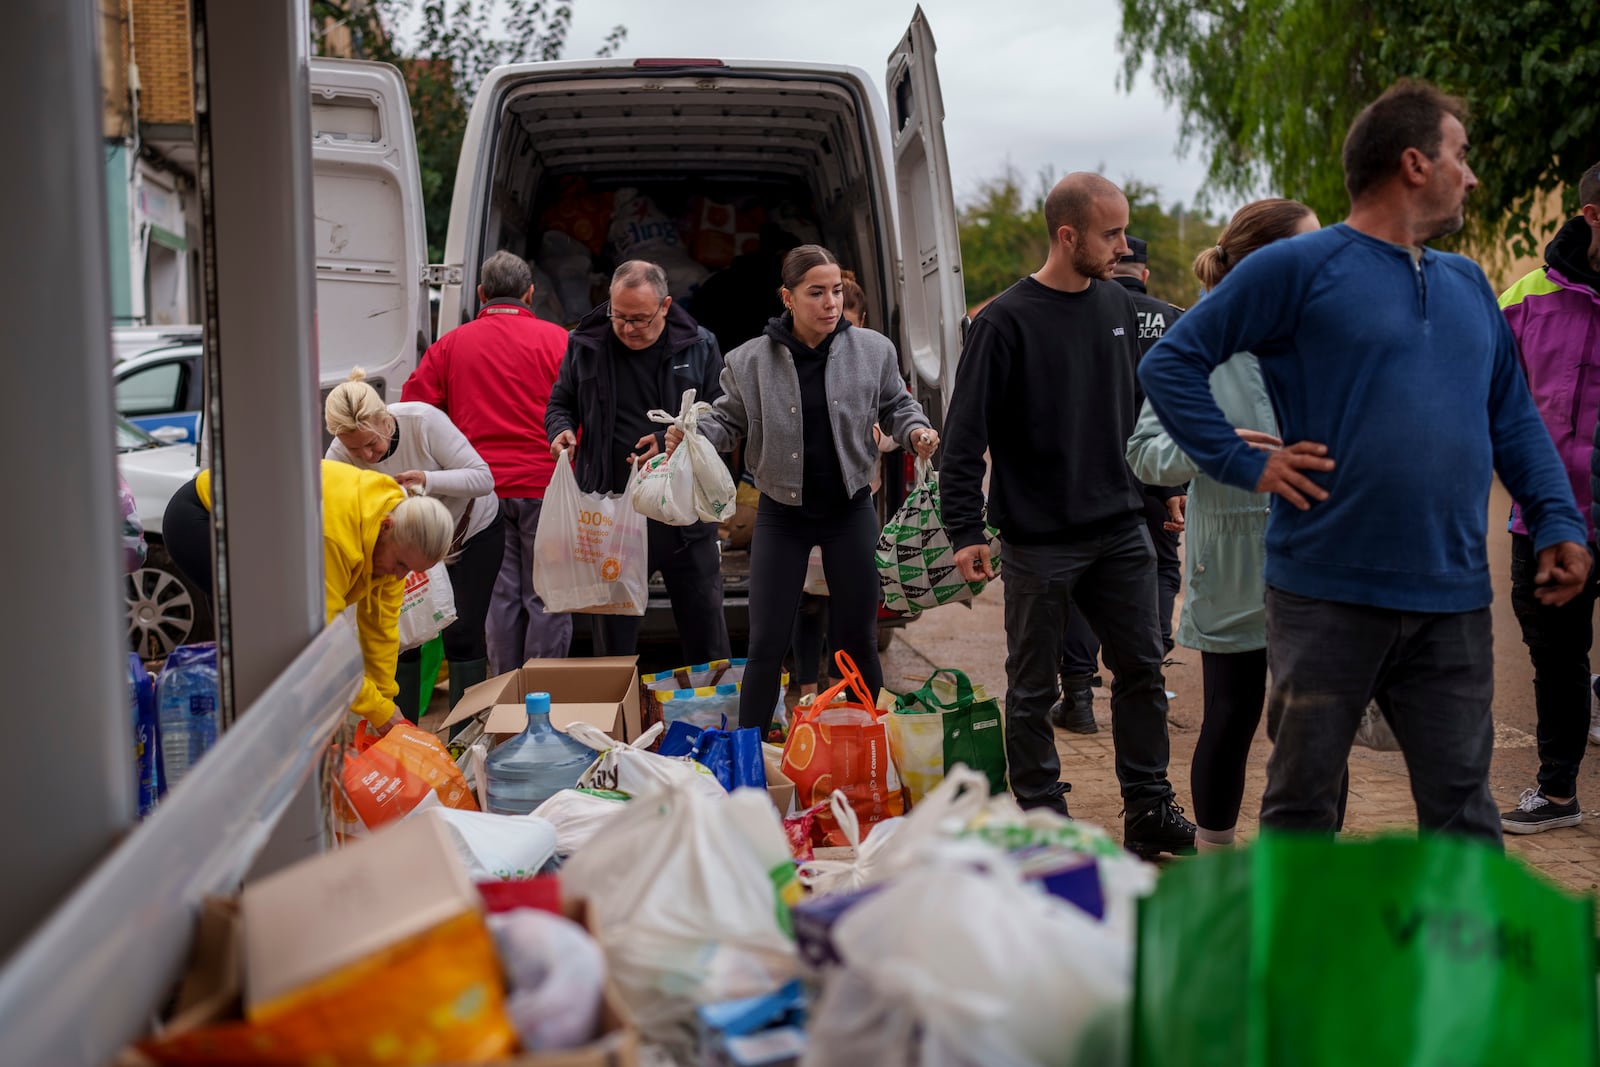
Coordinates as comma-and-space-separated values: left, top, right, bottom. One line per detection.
241, 815, 480, 1011
766, 765, 795, 818
441, 656, 643, 743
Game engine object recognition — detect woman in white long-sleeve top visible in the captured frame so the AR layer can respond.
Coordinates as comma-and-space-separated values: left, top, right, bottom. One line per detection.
1127, 198, 1319, 849
325, 369, 503, 719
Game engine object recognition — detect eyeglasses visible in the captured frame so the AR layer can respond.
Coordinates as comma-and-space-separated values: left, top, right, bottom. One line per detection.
609, 299, 666, 331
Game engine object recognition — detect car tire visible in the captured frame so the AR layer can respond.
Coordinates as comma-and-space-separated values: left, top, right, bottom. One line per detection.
126, 540, 212, 658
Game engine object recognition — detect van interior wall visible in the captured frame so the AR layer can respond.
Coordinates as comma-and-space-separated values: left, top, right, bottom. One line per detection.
481, 82, 884, 358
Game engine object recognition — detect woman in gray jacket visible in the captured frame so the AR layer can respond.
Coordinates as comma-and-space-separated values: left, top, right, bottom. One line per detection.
1127, 198, 1318, 848
670, 245, 939, 730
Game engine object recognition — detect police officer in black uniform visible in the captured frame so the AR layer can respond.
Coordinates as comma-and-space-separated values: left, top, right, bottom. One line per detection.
1051, 236, 1186, 733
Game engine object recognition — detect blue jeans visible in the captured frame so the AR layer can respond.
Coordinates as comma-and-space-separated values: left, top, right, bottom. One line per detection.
1001, 524, 1174, 811
1261, 587, 1500, 844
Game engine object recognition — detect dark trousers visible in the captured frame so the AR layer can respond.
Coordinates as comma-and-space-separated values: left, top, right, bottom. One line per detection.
740, 494, 881, 731
489, 497, 573, 671
593, 518, 730, 665
164, 476, 213, 604
1192, 648, 1269, 832
790, 593, 832, 686
398, 509, 504, 665
1510, 534, 1600, 799
1261, 587, 1499, 844
1001, 525, 1174, 811
1058, 491, 1181, 680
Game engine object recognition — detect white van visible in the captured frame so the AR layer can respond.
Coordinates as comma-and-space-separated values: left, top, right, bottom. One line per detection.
308, 10, 964, 645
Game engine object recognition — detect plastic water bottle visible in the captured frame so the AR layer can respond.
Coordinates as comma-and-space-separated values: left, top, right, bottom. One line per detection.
485, 692, 594, 815
157, 643, 220, 793
129, 653, 160, 816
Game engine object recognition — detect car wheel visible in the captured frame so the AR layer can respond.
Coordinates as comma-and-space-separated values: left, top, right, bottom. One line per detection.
126, 541, 212, 658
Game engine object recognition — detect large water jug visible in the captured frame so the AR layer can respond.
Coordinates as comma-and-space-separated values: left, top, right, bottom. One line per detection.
485, 692, 594, 815
156, 643, 219, 793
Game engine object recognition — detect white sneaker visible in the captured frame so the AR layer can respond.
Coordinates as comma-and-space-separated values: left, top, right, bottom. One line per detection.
1589, 674, 1600, 746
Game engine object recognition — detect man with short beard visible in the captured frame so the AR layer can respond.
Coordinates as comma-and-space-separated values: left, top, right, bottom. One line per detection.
1140, 80, 1589, 844
941, 171, 1195, 859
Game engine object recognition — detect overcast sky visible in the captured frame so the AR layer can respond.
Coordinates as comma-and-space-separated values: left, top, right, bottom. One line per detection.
402, 0, 1217, 212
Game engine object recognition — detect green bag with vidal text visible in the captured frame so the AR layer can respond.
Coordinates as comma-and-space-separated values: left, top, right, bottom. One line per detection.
1133, 833, 1597, 1067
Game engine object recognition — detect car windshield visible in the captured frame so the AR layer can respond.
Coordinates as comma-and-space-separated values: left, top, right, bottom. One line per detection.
116, 416, 162, 452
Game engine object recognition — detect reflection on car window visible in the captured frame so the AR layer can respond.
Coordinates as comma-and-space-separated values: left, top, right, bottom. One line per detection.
116, 361, 184, 416
116, 417, 161, 451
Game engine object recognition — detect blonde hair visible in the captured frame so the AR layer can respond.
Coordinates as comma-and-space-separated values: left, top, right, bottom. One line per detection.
1193, 198, 1315, 290
387, 494, 455, 567
324, 368, 394, 437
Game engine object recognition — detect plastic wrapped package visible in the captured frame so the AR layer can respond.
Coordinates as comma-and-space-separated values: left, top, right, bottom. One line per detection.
531, 788, 629, 856
486, 909, 607, 1052
537, 229, 598, 321
414, 806, 558, 882
608, 187, 709, 301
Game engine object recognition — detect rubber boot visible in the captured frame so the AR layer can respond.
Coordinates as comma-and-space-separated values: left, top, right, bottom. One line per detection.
446, 657, 490, 741
393, 656, 423, 725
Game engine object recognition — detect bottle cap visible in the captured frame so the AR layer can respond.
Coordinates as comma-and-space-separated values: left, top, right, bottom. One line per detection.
525, 691, 552, 715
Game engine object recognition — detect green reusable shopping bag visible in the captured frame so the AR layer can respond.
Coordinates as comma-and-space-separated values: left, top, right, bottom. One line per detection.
1133, 833, 1599, 1067
887, 667, 1008, 803
874, 464, 1001, 614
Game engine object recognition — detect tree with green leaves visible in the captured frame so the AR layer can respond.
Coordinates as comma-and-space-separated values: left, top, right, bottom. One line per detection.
311, 1, 626, 260
958, 167, 1221, 309
1116, 0, 1600, 258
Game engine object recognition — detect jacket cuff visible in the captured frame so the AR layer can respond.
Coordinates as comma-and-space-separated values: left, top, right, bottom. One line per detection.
948, 525, 987, 552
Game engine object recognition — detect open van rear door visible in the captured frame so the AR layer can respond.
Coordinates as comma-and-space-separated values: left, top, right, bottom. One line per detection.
308, 59, 429, 403
886, 7, 965, 422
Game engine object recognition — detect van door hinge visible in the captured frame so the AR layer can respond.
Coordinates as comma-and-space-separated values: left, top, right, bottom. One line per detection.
424, 263, 463, 287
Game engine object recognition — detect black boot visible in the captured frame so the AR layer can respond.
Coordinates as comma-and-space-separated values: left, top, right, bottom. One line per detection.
446, 658, 489, 741
1124, 796, 1198, 859
1050, 673, 1099, 734
393, 657, 423, 725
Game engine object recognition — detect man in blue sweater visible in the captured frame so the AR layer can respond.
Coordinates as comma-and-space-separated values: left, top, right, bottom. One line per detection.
1139, 80, 1590, 844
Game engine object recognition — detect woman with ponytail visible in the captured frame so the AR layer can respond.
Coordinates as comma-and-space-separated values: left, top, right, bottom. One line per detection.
1126, 197, 1319, 848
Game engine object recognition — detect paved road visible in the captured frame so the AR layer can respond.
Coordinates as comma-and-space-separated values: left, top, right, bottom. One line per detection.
885, 480, 1600, 895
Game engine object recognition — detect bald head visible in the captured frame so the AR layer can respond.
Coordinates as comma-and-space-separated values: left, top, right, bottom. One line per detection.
1044, 172, 1125, 242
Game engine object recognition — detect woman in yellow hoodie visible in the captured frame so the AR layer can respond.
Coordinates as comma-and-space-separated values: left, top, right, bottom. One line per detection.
163, 459, 455, 732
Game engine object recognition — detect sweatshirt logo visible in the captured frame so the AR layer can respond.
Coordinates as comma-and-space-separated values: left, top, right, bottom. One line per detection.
1112, 326, 1126, 337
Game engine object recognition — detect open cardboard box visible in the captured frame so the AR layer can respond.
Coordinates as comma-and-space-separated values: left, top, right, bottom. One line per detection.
442, 656, 643, 744
118, 818, 639, 1067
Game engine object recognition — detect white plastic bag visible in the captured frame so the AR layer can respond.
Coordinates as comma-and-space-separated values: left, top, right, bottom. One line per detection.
487, 909, 607, 1051
531, 788, 629, 855
532, 450, 648, 616
631, 389, 737, 526
562, 781, 801, 1053
802, 852, 1132, 1067
415, 806, 558, 881
797, 765, 989, 896
568, 720, 726, 799
397, 561, 457, 651
1353, 700, 1402, 751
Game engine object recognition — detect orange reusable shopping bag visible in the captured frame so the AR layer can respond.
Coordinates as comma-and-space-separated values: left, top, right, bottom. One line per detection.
781, 651, 904, 847
341, 721, 479, 831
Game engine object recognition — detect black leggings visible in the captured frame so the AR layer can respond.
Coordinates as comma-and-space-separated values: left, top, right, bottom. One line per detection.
163, 476, 214, 605
740, 493, 882, 731
1192, 646, 1349, 832
399, 508, 505, 665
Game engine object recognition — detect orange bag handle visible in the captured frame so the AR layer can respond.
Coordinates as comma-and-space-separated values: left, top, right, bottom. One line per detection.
353, 719, 381, 753
794, 650, 882, 726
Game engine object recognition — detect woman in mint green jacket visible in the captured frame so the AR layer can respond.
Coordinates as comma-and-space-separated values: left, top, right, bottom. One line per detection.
1126, 198, 1318, 848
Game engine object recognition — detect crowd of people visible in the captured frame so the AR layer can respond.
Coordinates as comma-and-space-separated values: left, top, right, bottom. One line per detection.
162, 76, 1600, 857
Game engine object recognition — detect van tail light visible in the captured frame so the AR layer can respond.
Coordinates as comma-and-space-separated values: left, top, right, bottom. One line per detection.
633, 58, 726, 69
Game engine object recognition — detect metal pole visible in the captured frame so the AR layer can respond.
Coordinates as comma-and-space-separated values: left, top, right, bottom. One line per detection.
0, 0, 133, 961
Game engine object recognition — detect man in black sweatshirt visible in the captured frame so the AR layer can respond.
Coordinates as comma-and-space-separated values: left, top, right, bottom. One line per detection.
941, 172, 1195, 857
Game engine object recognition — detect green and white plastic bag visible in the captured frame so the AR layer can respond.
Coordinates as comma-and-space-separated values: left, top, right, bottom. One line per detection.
875, 462, 1000, 614
632, 388, 736, 526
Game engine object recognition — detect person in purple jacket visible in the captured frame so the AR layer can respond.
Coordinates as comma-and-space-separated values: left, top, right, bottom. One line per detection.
1139, 80, 1590, 845
1498, 160, 1600, 833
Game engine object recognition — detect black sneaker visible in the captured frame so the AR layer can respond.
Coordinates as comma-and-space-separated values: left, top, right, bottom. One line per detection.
1124, 797, 1197, 858
1501, 788, 1582, 834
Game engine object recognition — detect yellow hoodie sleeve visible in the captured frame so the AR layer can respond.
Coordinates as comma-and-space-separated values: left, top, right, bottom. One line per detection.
323, 530, 400, 729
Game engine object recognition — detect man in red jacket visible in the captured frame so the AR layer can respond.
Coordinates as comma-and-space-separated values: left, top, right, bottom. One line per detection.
404, 251, 572, 676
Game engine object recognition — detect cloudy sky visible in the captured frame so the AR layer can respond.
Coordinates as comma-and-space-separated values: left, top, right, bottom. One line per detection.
438, 0, 1218, 211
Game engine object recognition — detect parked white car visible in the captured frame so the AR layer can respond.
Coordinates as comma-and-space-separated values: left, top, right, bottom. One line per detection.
117, 416, 205, 656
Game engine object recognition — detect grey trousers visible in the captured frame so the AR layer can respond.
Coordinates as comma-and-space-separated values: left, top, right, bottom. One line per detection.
487, 497, 573, 673
1261, 587, 1500, 845
1001, 524, 1175, 811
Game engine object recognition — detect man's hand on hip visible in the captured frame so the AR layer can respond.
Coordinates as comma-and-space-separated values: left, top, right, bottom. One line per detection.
549, 430, 576, 458
1534, 541, 1594, 606
954, 544, 995, 582
1254, 441, 1335, 510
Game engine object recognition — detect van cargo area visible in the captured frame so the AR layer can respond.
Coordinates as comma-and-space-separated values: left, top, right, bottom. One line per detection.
474, 71, 894, 359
